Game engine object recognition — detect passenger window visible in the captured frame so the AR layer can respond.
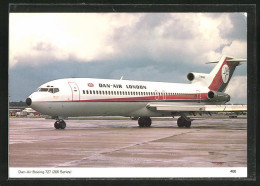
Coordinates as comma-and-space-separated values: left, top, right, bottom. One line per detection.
83, 90, 85, 94
90, 90, 92, 94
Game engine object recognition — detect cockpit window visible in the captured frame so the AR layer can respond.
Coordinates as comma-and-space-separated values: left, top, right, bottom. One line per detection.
38, 88, 59, 93
38, 88, 48, 92
48, 88, 54, 93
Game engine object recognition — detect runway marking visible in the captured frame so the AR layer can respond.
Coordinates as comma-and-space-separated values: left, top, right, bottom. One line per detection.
55, 129, 198, 167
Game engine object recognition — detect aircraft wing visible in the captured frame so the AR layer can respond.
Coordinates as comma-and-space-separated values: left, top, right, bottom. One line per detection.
146, 103, 247, 113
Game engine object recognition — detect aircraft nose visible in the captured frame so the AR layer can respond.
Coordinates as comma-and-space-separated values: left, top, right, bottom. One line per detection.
26, 98, 32, 106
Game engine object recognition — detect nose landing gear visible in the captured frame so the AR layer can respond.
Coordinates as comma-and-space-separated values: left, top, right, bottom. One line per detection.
54, 120, 66, 129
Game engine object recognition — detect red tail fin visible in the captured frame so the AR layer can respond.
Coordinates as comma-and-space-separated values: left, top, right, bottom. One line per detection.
208, 56, 246, 92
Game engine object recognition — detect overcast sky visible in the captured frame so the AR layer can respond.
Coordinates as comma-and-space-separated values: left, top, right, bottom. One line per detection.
9, 13, 247, 103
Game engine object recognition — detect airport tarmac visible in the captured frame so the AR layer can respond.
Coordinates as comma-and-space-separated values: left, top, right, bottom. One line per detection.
9, 117, 247, 168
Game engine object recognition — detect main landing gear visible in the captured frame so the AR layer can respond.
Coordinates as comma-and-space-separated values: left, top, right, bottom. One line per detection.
54, 120, 66, 129
137, 116, 192, 128
138, 117, 152, 128
177, 115, 192, 128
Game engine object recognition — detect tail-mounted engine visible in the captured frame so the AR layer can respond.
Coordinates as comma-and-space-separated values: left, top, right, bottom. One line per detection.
207, 91, 230, 102
187, 72, 209, 82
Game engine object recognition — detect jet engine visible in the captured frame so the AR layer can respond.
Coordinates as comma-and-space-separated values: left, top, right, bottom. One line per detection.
187, 72, 209, 82
207, 91, 230, 102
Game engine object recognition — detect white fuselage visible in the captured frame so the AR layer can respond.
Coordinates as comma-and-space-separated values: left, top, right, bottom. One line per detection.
28, 78, 221, 118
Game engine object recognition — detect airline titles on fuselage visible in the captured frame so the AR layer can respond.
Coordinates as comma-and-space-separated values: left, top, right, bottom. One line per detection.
98, 83, 147, 89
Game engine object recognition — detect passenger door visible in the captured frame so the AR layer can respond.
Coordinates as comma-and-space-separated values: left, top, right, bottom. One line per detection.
68, 82, 80, 101
155, 90, 159, 100
162, 90, 166, 100
196, 90, 201, 103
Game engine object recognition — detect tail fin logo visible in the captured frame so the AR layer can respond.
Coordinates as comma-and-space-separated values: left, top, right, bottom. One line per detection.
221, 64, 230, 83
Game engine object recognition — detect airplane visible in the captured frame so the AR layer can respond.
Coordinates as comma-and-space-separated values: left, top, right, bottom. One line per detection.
22, 108, 39, 116
25, 55, 247, 129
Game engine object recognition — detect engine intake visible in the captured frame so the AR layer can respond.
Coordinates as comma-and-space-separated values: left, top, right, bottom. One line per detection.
207, 91, 230, 102
187, 73, 195, 81
187, 72, 209, 82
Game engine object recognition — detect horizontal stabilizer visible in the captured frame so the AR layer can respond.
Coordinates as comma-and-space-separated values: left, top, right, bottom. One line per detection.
226, 59, 247, 62
206, 58, 247, 64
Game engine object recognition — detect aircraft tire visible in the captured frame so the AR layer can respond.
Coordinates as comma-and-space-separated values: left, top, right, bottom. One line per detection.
184, 121, 191, 128
177, 117, 185, 128
60, 120, 66, 129
177, 116, 192, 128
138, 117, 151, 128
54, 121, 60, 129
54, 120, 66, 129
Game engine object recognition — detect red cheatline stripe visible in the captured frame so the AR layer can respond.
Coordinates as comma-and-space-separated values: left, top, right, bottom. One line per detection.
33, 93, 209, 102
81, 93, 208, 102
